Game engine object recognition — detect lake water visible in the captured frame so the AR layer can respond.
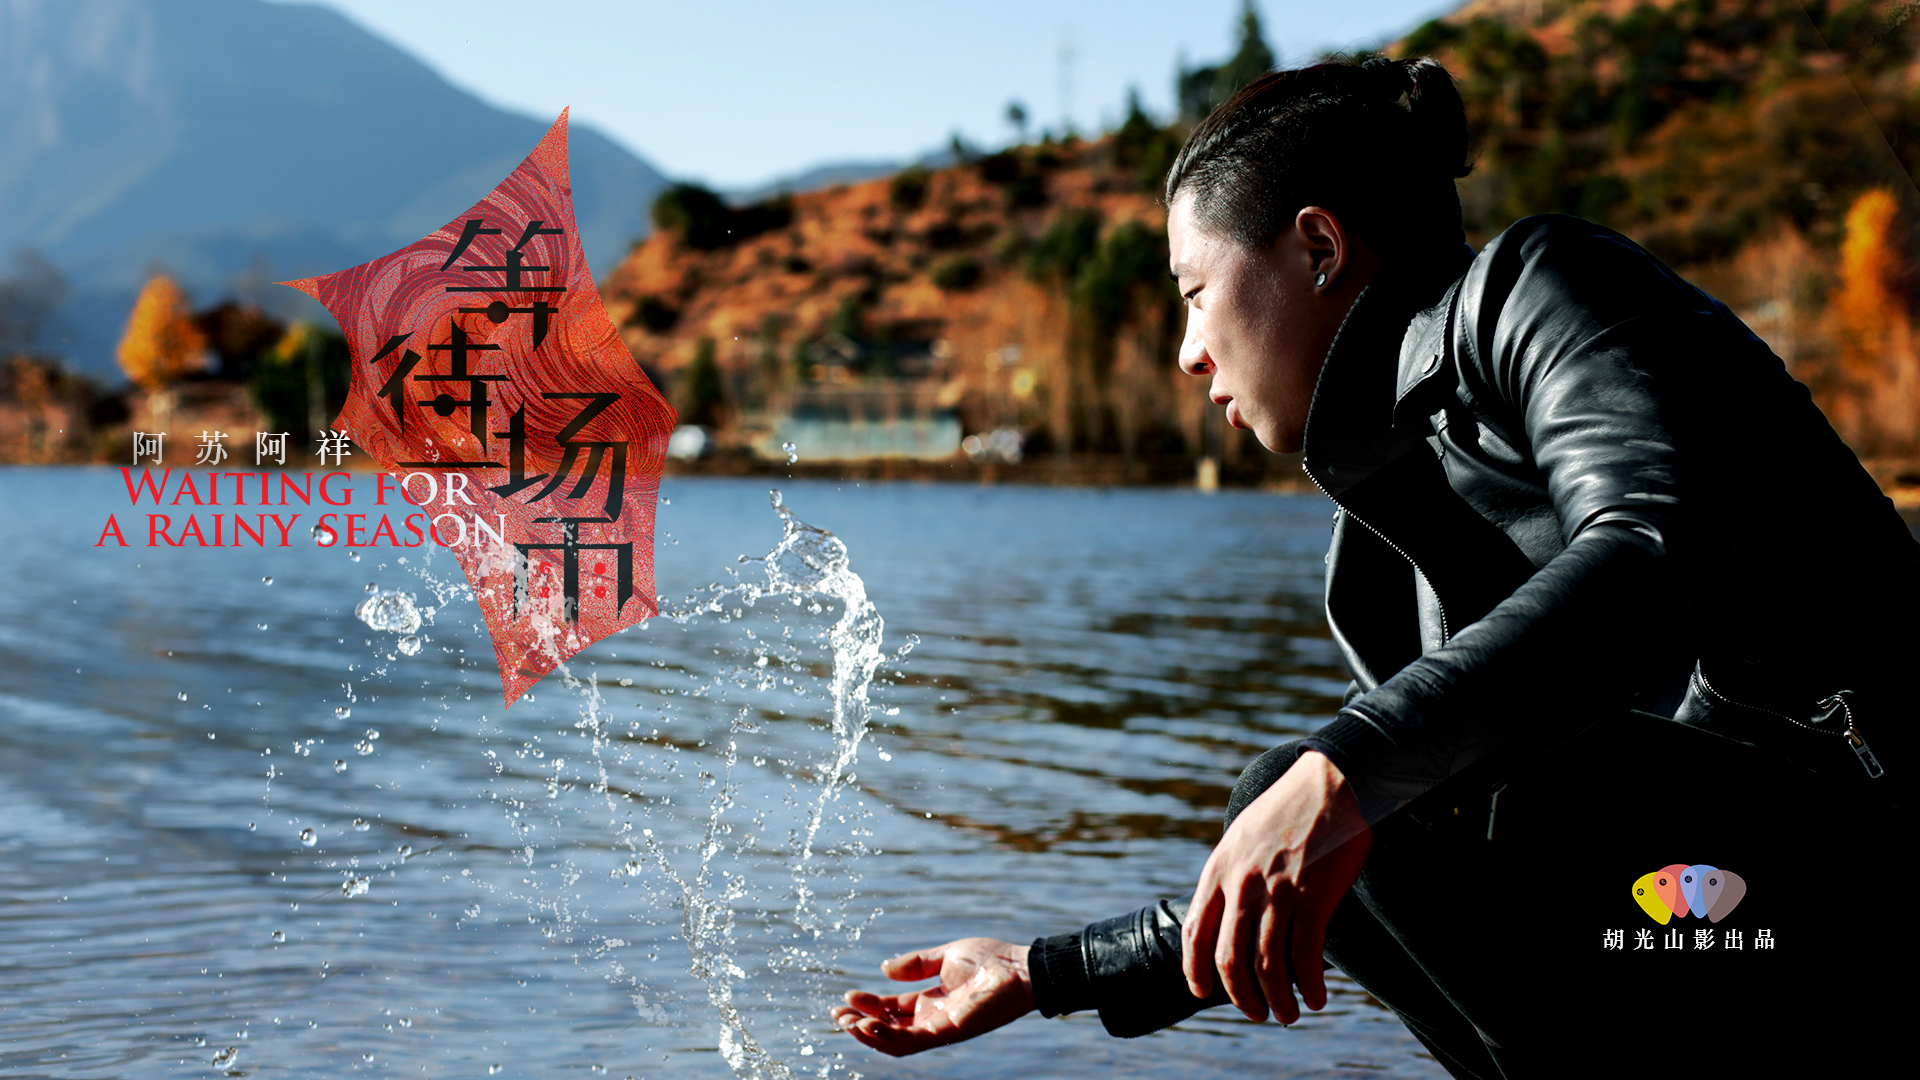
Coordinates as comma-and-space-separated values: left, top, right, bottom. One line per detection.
0, 467, 1446, 1079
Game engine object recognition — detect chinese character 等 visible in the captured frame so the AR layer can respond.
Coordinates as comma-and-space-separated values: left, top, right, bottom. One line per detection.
195, 430, 229, 466
1693, 928, 1715, 950
133, 432, 165, 465
1662, 928, 1684, 950
1633, 929, 1654, 950
1724, 929, 1745, 950
1603, 929, 1624, 950
1755, 929, 1774, 950
255, 431, 289, 466
315, 429, 353, 467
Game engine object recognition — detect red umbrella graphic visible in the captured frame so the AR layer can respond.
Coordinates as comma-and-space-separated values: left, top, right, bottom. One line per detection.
283, 110, 676, 706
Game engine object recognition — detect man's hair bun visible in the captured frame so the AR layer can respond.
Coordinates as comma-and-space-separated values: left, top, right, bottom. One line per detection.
1165, 56, 1473, 253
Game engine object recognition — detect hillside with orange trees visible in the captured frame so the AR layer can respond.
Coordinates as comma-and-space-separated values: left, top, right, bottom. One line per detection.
601, 123, 1230, 481
601, 0, 1920, 495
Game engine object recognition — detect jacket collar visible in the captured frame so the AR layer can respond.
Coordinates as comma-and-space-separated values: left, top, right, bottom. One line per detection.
1301, 243, 1477, 500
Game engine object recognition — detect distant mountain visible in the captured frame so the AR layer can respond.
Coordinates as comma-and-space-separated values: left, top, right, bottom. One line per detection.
1, 0, 670, 376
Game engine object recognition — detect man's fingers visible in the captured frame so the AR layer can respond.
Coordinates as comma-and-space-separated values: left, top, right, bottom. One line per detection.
1215, 875, 1269, 1023
1183, 871, 1226, 999
881, 946, 947, 982
1290, 907, 1331, 1014
1253, 900, 1299, 1026
842, 990, 912, 1020
838, 1014, 916, 1057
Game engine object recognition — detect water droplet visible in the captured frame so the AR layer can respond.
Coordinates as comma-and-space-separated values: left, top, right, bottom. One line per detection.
397, 845, 412, 858
366, 729, 379, 740
206, 732, 216, 740
176, 692, 187, 701
341, 876, 370, 898
397, 635, 422, 656
464, 904, 481, 919
618, 677, 632, 687
210, 1046, 239, 1069
362, 1053, 375, 1063
333, 760, 346, 773
488, 1066, 501, 1076
355, 590, 422, 634
351, 818, 370, 831
354, 740, 373, 756
256, 622, 268, 631
261, 576, 273, 585
334, 706, 351, 720
270, 930, 285, 942
298, 828, 316, 847
800, 1044, 814, 1057
310, 523, 336, 547
782, 441, 798, 464
348, 550, 361, 562
365, 582, 376, 593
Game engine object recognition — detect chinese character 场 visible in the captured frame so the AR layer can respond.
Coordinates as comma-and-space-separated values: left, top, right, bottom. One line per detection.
1603, 929, 1624, 950
1633, 929, 1654, 950
255, 431, 289, 466
1663, 928, 1684, 950
133, 431, 165, 465
1725, 929, 1745, 950
1755, 929, 1775, 950
195, 430, 229, 466
1693, 928, 1716, 950
315, 429, 353, 467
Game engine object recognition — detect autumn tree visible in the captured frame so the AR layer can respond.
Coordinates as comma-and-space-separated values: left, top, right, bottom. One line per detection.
1833, 188, 1920, 453
117, 275, 205, 388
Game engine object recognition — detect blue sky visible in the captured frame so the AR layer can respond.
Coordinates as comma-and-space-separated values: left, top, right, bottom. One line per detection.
277, 1, 1457, 189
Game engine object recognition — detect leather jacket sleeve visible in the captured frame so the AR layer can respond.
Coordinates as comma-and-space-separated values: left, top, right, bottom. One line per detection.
1027, 742, 1305, 1035
1306, 219, 1701, 781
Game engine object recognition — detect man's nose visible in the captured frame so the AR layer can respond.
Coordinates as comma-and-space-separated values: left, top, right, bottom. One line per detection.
1178, 308, 1210, 376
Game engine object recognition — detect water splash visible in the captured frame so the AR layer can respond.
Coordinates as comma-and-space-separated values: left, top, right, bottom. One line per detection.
308, 486, 904, 1078
355, 591, 422, 635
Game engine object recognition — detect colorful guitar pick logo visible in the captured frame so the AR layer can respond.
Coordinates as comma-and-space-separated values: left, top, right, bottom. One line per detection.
1631, 864, 1746, 924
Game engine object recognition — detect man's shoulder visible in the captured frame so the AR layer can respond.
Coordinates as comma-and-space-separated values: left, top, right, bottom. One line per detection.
1456, 215, 1714, 348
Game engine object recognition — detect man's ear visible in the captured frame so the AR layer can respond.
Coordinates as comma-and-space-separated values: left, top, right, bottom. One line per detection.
1294, 206, 1351, 286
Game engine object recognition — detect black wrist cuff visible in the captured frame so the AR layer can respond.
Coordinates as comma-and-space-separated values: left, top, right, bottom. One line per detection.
1028, 931, 1093, 1017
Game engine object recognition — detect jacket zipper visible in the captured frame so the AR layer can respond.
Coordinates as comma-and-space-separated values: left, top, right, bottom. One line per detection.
1308, 470, 1450, 642
1693, 668, 1884, 779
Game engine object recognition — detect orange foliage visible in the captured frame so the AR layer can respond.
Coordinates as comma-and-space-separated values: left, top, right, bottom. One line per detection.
1831, 189, 1920, 453
116, 275, 205, 389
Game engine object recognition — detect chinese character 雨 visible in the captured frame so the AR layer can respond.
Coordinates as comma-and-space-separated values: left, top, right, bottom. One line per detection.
315, 429, 353, 467
1662, 928, 1684, 950
133, 431, 165, 465
1603, 929, 1624, 950
1755, 929, 1775, 950
195, 430, 229, 466
1633, 929, 1654, 950
255, 431, 289, 466
1724, 929, 1745, 950
1693, 928, 1715, 950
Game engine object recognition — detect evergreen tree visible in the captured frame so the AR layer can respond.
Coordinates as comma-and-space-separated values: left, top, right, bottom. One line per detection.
1178, 1, 1275, 120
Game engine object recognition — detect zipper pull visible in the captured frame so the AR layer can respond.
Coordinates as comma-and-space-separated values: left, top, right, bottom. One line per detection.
1822, 691, 1884, 779
1847, 727, 1885, 779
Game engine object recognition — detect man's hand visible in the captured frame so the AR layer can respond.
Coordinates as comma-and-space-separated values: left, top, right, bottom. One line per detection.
830, 938, 1035, 1056
1183, 749, 1372, 1025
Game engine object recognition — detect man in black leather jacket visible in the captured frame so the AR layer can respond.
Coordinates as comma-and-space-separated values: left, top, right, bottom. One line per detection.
834, 60, 1919, 1076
